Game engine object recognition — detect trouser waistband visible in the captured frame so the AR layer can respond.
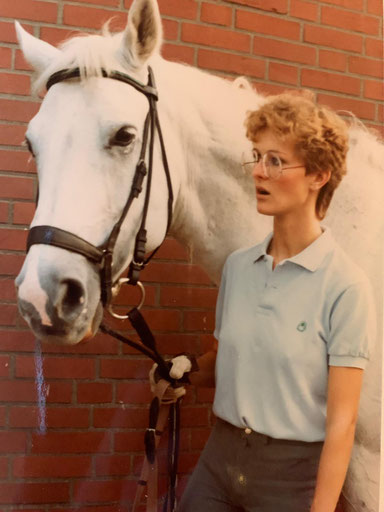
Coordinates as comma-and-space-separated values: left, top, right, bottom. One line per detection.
217, 418, 324, 447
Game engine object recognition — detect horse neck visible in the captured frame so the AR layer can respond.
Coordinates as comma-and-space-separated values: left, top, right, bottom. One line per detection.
152, 57, 271, 283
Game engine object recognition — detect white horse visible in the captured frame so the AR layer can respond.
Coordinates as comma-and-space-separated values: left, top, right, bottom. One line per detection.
14, 0, 383, 510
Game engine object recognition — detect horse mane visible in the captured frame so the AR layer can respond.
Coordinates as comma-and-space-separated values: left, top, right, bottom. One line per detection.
33, 26, 132, 93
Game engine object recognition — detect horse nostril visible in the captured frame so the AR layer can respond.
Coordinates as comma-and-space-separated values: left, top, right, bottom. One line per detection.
57, 279, 86, 320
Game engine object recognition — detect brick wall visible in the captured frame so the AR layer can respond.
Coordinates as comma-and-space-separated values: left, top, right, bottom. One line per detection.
0, 0, 382, 509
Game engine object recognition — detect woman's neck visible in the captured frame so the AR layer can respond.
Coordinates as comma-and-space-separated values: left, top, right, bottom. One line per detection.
268, 214, 323, 267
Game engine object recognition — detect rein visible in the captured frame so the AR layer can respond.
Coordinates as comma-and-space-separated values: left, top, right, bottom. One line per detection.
27, 66, 182, 512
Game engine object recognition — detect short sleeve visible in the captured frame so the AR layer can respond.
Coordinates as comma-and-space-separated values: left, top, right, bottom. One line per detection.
328, 280, 376, 369
213, 257, 229, 342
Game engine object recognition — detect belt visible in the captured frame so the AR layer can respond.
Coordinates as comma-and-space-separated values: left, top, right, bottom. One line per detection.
217, 418, 324, 447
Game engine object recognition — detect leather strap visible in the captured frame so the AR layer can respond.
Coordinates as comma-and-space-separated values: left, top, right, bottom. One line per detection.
27, 225, 105, 263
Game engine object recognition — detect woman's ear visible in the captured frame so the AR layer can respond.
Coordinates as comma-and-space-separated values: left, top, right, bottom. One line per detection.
309, 169, 331, 190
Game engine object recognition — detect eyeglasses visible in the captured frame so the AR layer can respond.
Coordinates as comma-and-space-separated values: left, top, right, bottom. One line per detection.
241, 149, 305, 180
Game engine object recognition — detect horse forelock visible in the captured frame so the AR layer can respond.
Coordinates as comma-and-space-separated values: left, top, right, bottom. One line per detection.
33, 27, 143, 94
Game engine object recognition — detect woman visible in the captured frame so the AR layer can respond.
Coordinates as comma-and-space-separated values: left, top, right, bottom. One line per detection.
155, 93, 375, 512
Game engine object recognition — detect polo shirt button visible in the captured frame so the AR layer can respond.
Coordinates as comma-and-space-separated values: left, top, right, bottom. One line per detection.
244, 427, 252, 435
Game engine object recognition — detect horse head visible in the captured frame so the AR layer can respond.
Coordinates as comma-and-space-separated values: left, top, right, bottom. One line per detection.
15, 0, 177, 344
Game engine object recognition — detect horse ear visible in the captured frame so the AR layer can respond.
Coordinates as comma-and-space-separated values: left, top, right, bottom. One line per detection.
15, 21, 60, 73
121, 0, 163, 67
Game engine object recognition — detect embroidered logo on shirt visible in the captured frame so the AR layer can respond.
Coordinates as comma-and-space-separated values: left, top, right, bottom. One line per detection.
297, 321, 307, 332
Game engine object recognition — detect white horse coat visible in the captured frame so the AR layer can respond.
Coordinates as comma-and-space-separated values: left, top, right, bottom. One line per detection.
14, 0, 383, 510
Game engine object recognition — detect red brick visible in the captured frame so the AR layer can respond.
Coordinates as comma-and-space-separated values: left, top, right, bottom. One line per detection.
183, 310, 215, 332
0, 0, 58, 23
15, 356, 96, 379
0, 378, 71, 403
161, 44, 195, 65
116, 381, 152, 404
35, 332, 118, 355
181, 23, 251, 53
290, 0, 318, 21
0, 431, 28, 453
77, 382, 113, 403
160, 285, 217, 308
221, 0, 288, 13
0, 304, 18, 325
141, 262, 212, 285
178, 451, 200, 473
0, 202, 8, 223
94, 455, 131, 476
13, 455, 93, 478
63, 6, 126, 30
0, 254, 24, 276
319, 50, 347, 72
319, 0, 363, 9
198, 49, 265, 78
201, 3, 232, 26
365, 38, 383, 59
0, 355, 10, 377
301, 69, 360, 96
190, 427, 211, 450
31, 431, 111, 454
0, 72, 30, 95
318, 94, 376, 120
120, 333, 199, 356
39, 27, 78, 47
180, 406, 209, 427
67, 0, 119, 6
0, 124, 26, 146
236, 10, 300, 40
0, 99, 40, 122
112, 283, 156, 307
163, 18, 179, 41
349, 56, 383, 78
106, 307, 181, 332
0, 176, 34, 200
0, 21, 28, 44
196, 387, 215, 403
367, 0, 382, 15
269, 62, 298, 85
304, 25, 363, 53
0, 330, 35, 349
378, 104, 384, 122
72, 479, 136, 503
100, 358, 152, 379
321, 6, 380, 35
0, 482, 69, 504
14, 49, 33, 71
253, 36, 316, 65
156, 0, 198, 20
154, 238, 190, 261
364, 80, 384, 101
114, 431, 145, 452
10, 406, 90, 428
13, 201, 35, 225
0, 279, 16, 301
0, 47, 11, 69
0, 150, 35, 173
93, 406, 148, 428
0, 457, 8, 477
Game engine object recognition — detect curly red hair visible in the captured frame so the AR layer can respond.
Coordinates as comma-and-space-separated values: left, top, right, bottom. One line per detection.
246, 93, 349, 219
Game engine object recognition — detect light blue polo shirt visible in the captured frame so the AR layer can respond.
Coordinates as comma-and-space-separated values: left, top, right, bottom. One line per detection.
213, 228, 375, 442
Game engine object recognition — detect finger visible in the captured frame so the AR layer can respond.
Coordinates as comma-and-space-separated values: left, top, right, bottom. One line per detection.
169, 355, 192, 379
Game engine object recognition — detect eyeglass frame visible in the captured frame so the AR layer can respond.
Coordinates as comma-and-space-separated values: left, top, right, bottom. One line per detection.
241, 149, 305, 180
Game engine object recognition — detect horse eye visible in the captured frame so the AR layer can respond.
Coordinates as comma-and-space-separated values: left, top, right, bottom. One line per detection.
110, 127, 136, 147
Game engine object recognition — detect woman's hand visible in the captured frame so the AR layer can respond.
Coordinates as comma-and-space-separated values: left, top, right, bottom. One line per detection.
149, 355, 193, 403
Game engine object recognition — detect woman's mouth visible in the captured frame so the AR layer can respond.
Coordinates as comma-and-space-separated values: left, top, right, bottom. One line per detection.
256, 186, 270, 196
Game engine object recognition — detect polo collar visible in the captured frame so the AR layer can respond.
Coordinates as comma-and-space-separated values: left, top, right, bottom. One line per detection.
253, 226, 335, 272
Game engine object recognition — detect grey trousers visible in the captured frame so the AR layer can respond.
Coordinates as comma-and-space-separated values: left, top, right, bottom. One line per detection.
178, 418, 323, 512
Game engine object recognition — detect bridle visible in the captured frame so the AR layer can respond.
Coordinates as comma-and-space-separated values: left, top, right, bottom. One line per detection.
26, 66, 183, 512
27, 66, 174, 317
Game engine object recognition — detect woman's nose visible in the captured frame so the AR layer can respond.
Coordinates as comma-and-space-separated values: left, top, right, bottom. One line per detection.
252, 161, 267, 180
